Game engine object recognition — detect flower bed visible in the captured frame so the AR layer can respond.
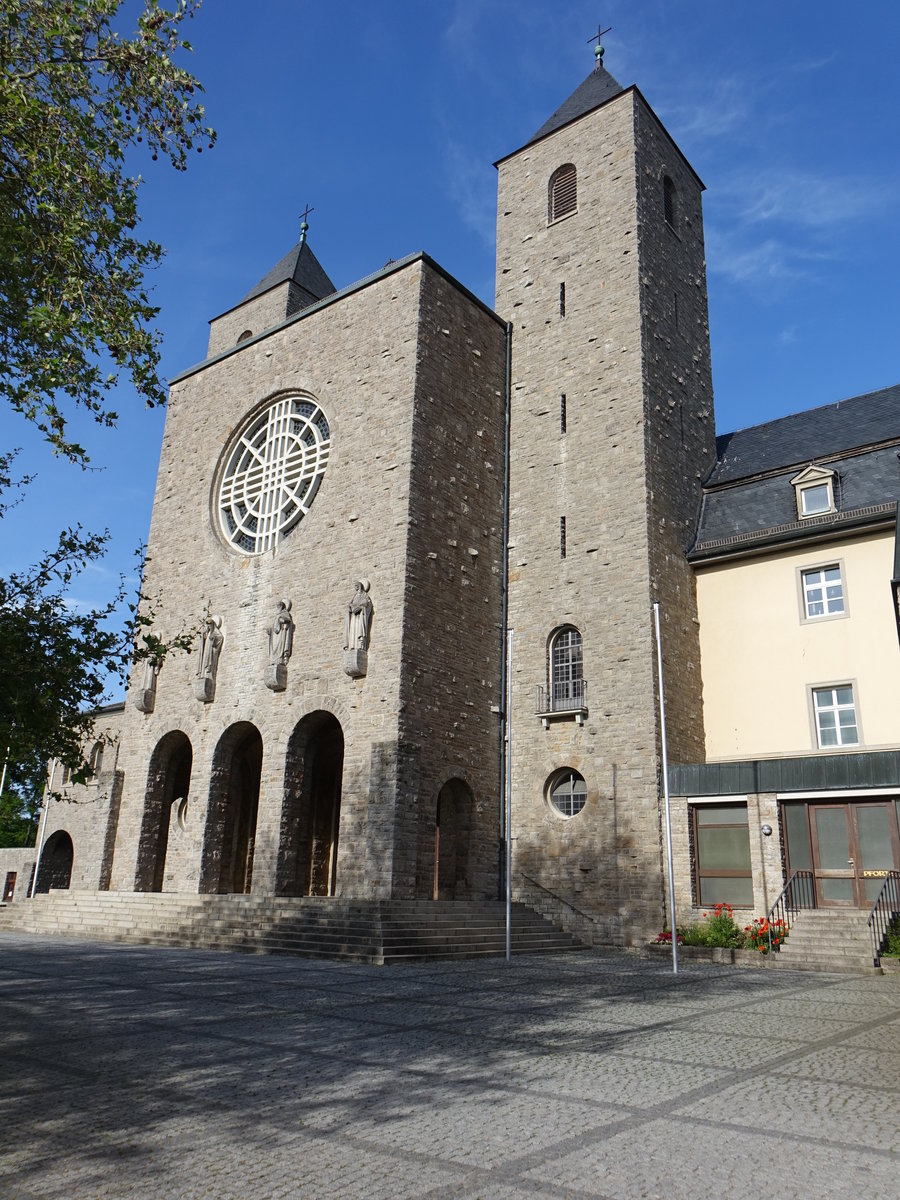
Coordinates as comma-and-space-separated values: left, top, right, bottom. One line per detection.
654, 902, 790, 956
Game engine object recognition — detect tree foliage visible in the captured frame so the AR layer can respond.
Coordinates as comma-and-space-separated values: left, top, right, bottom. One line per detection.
0, 0, 214, 463
0, 470, 193, 810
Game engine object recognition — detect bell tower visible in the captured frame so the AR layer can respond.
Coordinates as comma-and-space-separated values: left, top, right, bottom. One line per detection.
495, 43, 716, 941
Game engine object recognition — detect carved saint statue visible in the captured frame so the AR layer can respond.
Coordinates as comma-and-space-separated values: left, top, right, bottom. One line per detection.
134, 656, 161, 714
194, 615, 224, 702
343, 578, 374, 679
266, 599, 295, 665
264, 599, 294, 692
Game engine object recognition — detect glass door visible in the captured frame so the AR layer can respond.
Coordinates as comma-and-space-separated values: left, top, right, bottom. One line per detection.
853, 803, 900, 903
810, 805, 857, 905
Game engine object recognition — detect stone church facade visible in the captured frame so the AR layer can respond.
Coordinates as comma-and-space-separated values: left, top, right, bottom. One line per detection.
21, 51, 898, 944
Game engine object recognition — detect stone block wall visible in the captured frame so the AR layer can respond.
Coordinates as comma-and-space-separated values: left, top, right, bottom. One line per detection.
397, 264, 508, 899
496, 85, 715, 944
109, 256, 509, 903
634, 95, 715, 768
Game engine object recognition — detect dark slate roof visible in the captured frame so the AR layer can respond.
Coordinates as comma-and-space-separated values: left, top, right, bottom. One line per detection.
708, 383, 900, 486
239, 239, 336, 308
528, 64, 625, 145
690, 384, 900, 560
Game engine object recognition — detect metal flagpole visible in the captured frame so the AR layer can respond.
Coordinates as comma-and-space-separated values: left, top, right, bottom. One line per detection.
653, 603, 678, 975
505, 628, 514, 963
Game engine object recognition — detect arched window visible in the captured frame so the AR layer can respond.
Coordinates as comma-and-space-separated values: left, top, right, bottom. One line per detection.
548, 164, 577, 223
546, 769, 587, 819
89, 741, 104, 776
549, 626, 584, 711
236, 329, 253, 344
663, 175, 677, 228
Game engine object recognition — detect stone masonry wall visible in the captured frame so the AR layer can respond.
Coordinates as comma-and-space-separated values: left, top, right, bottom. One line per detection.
207, 281, 295, 358
396, 266, 508, 899
108, 258, 509, 903
634, 96, 715, 769
496, 90, 669, 944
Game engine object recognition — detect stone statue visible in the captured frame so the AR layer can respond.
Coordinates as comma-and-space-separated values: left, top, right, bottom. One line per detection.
134, 657, 160, 714
343, 578, 373, 678
264, 598, 295, 692
194, 615, 224, 702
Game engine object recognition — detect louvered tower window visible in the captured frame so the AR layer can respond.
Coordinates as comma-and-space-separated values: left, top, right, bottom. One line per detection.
548, 164, 577, 222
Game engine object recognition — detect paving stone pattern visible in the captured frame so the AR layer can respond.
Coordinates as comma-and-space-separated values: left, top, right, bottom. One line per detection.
1, 935, 898, 1199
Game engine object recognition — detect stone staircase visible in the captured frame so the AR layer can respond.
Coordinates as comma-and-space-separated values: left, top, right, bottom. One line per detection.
770, 909, 880, 974
0, 891, 585, 964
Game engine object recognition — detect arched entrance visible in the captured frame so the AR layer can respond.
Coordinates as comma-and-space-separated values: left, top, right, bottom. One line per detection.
200, 723, 263, 894
277, 712, 344, 896
432, 779, 474, 900
136, 732, 192, 892
35, 830, 74, 893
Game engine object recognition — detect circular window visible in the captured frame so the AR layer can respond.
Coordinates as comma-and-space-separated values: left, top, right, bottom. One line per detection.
216, 394, 331, 555
547, 769, 587, 818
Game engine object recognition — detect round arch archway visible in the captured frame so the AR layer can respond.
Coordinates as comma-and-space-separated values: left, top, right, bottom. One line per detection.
277, 711, 344, 897
136, 731, 193, 892
35, 830, 74, 893
200, 723, 263, 894
431, 778, 475, 900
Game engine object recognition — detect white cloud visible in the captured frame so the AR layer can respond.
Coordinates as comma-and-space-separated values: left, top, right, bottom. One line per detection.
733, 168, 889, 229
443, 139, 496, 248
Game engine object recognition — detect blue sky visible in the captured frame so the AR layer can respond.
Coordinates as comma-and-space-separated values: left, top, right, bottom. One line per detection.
2, 0, 898, 700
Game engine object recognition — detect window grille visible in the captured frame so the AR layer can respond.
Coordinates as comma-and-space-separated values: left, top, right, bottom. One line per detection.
216, 394, 331, 556
548, 164, 577, 222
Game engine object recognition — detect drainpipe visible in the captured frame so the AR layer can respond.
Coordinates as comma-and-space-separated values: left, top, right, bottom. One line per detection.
498, 321, 513, 906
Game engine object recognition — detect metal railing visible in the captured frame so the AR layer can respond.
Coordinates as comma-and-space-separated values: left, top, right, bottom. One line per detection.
866, 870, 900, 968
536, 679, 587, 714
766, 869, 815, 953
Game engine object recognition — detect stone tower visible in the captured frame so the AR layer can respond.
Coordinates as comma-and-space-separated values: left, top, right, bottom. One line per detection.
495, 52, 716, 941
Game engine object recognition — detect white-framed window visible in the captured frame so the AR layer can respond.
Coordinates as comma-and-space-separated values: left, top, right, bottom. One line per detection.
548, 163, 577, 223
546, 769, 587, 818
801, 564, 845, 619
790, 465, 836, 520
549, 626, 584, 711
812, 685, 859, 748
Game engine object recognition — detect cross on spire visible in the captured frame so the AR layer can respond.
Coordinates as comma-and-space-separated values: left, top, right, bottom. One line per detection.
299, 204, 314, 245
587, 20, 612, 68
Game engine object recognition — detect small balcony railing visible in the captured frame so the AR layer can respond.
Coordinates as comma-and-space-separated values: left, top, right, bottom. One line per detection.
535, 680, 587, 726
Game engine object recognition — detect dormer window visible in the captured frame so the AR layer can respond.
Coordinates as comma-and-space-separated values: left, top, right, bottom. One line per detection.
790, 465, 836, 519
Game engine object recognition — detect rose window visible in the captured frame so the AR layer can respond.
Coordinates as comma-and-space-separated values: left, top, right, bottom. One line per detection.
216, 395, 331, 555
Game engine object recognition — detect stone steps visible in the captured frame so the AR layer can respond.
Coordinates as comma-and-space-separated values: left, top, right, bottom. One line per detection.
0, 892, 584, 964
770, 910, 880, 974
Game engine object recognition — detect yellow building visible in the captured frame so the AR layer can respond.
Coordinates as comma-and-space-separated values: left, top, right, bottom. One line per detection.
670, 385, 900, 924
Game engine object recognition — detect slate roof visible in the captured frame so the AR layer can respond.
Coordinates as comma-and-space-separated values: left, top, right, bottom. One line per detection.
691, 384, 900, 561
238, 239, 336, 309
528, 64, 625, 145
708, 384, 900, 486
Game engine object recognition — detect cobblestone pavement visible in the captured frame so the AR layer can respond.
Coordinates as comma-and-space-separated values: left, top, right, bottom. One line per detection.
1, 936, 898, 1200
